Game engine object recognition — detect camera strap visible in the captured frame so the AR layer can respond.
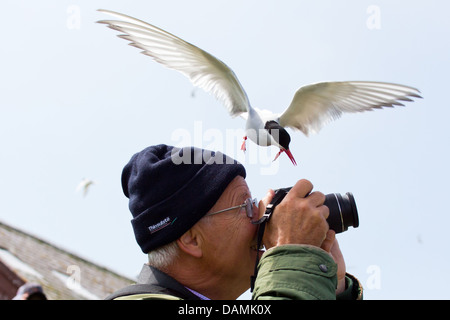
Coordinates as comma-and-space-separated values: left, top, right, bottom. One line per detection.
250, 188, 290, 293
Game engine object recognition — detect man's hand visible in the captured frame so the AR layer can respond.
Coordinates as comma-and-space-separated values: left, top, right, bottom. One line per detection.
259, 179, 330, 249
258, 179, 348, 295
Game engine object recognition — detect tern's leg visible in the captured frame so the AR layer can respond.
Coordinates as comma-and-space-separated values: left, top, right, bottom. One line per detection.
241, 136, 247, 152
273, 149, 283, 161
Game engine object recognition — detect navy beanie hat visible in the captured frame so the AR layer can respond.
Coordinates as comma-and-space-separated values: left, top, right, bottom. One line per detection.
122, 144, 246, 253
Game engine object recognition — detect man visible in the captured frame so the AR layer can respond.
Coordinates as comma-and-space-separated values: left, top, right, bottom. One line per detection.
13, 283, 47, 300
107, 144, 362, 300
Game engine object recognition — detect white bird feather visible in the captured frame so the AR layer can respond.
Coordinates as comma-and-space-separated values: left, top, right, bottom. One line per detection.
278, 81, 421, 136
98, 9, 250, 118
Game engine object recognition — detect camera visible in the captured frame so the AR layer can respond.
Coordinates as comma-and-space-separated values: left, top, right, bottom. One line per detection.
249, 187, 359, 291
270, 187, 359, 234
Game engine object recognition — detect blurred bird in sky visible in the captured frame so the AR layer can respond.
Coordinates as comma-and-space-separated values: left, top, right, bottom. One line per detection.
98, 9, 422, 166
76, 178, 95, 197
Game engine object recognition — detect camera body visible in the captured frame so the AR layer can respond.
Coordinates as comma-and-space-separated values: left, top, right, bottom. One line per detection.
271, 187, 359, 234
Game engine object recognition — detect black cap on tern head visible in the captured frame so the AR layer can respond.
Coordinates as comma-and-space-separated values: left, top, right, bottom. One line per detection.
264, 120, 297, 165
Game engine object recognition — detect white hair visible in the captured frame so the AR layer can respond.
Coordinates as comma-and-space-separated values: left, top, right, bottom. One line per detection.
147, 217, 214, 269
147, 241, 180, 270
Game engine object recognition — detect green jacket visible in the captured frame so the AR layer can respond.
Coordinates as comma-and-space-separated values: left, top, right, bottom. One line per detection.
106, 244, 362, 300
253, 245, 362, 300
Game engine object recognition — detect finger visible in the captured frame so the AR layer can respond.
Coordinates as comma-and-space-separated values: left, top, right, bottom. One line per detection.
306, 191, 326, 207
320, 230, 336, 253
257, 189, 275, 220
329, 237, 346, 282
330, 236, 344, 265
318, 202, 330, 220
286, 179, 313, 199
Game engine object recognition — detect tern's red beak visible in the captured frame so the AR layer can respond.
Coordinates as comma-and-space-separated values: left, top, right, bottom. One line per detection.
285, 149, 297, 166
273, 148, 297, 166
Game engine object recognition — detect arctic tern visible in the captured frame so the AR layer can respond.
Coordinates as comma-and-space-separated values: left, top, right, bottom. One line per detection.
98, 9, 421, 165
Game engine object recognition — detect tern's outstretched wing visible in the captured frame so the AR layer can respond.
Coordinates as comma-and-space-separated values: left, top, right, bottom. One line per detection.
98, 9, 250, 117
278, 81, 422, 136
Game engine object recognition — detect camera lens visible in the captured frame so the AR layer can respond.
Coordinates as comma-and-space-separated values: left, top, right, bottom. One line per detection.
324, 192, 359, 233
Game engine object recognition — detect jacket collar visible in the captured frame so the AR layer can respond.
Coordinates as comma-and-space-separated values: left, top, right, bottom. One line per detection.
136, 264, 201, 300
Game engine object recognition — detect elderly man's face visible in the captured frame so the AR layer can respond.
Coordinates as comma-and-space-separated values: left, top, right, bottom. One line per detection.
198, 175, 260, 296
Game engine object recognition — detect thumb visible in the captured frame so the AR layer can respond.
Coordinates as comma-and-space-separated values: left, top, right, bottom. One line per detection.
320, 230, 336, 253
258, 189, 275, 220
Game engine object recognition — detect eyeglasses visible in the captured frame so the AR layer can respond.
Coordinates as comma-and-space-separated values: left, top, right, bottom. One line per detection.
205, 198, 258, 222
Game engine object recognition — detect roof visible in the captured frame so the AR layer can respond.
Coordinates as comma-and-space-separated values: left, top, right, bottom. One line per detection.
0, 220, 134, 300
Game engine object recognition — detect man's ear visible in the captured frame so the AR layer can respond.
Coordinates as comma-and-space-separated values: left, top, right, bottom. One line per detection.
177, 228, 203, 258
